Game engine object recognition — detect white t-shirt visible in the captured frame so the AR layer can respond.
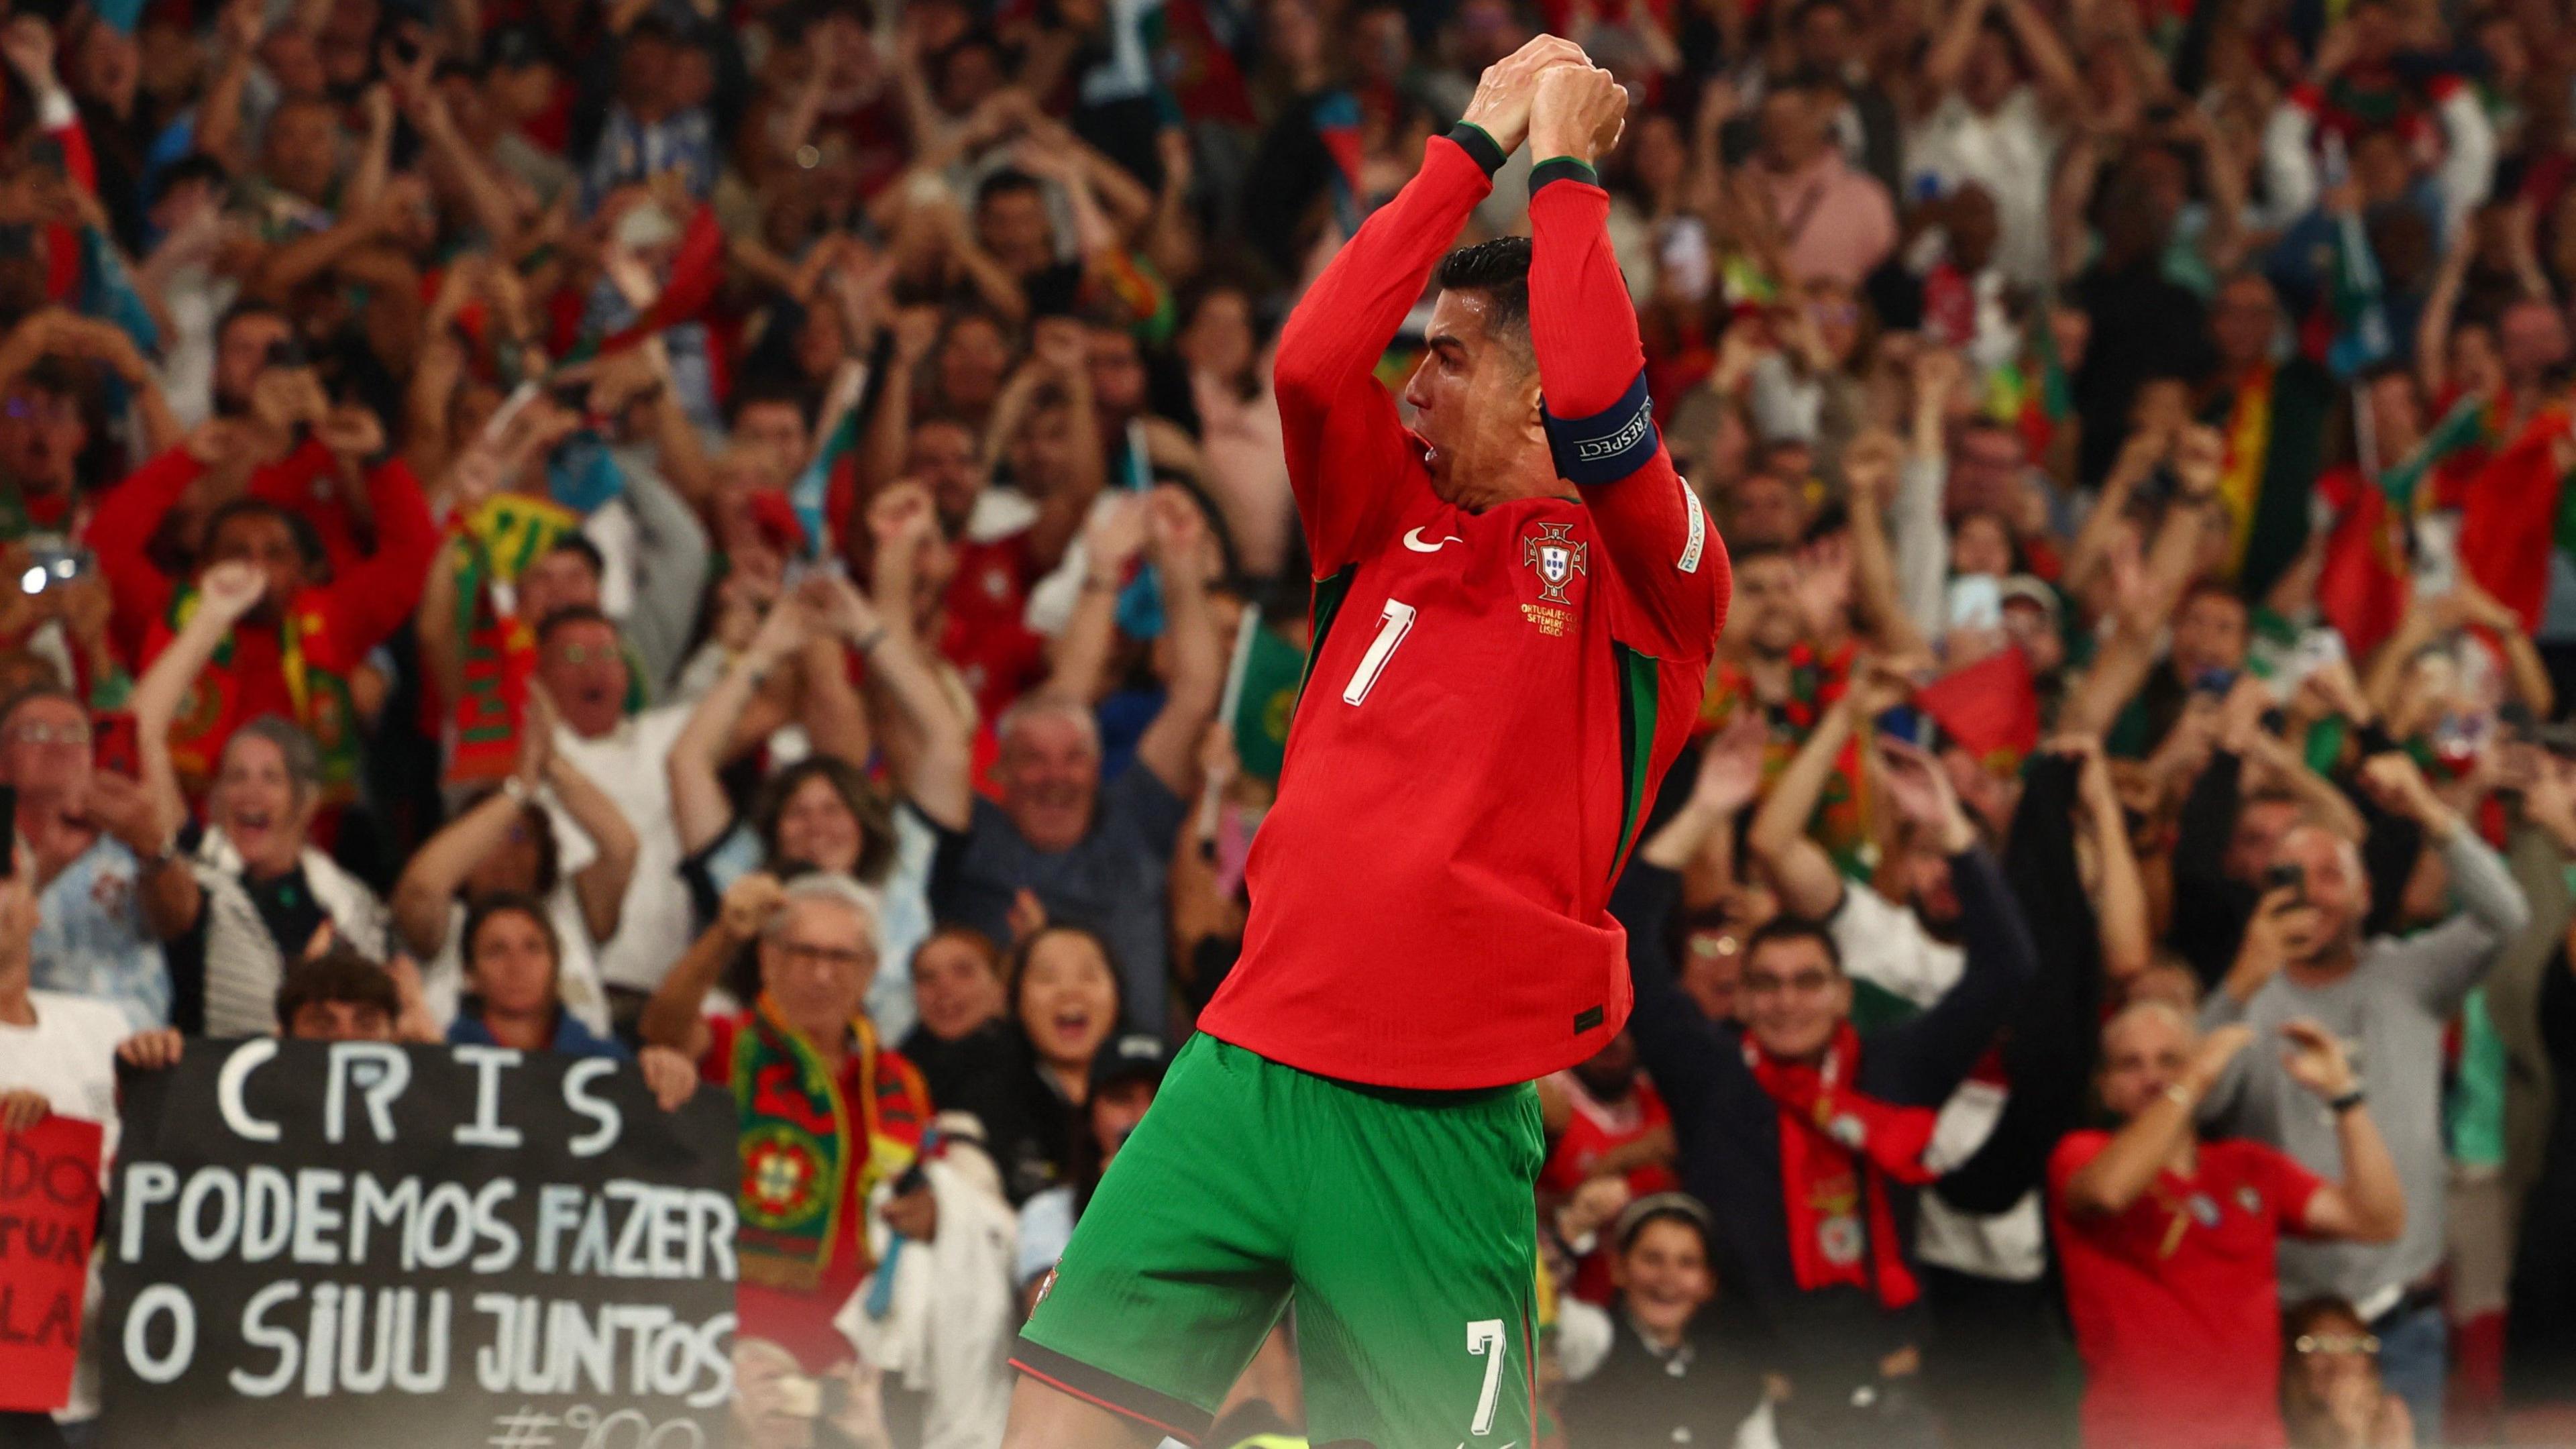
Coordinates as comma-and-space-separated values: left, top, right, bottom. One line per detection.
553, 705, 695, 993
0, 989, 125, 1162
1906, 89, 2059, 290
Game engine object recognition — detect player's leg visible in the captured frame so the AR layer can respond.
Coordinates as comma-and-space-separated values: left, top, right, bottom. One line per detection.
1009, 1035, 1297, 1446
1289, 1076, 1548, 1449
998, 1373, 1166, 1449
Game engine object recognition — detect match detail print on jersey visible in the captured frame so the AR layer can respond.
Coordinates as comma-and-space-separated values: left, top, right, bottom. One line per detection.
1678, 481, 1707, 575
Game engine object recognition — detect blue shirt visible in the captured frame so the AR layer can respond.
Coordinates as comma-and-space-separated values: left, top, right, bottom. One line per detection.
447, 1004, 633, 1061
31, 835, 168, 1032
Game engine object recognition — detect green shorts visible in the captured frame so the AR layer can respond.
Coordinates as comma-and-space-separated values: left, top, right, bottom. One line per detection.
1014, 1034, 1546, 1449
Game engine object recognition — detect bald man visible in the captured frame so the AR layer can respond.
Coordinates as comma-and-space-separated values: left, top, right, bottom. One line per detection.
2051, 1002, 2401, 1449
2197, 753, 2530, 1442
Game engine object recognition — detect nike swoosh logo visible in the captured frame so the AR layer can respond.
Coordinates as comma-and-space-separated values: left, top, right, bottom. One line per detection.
1403, 527, 1464, 553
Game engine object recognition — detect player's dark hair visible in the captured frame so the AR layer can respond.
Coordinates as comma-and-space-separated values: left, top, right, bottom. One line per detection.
1435, 237, 1533, 350
276, 944, 401, 1032
1741, 916, 1843, 975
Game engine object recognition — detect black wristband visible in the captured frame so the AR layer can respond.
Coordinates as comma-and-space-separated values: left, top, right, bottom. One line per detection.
2328, 1087, 2366, 1114
1530, 156, 1601, 195
1448, 123, 1507, 178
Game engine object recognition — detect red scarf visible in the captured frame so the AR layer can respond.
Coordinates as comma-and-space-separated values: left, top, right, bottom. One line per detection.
1743, 1023, 1943, 1311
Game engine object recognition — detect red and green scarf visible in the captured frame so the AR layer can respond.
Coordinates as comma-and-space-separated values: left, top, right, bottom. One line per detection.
1743, 1023, 1942, 1311
443, 494, 582, 784
164, 587, 361, 804
729, 997, 914, 1291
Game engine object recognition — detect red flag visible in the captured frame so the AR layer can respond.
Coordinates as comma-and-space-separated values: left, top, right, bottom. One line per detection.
601, 201, 724, 353
2456, 408, 2573, 631
0, 1114, 102, 1413
1915, 645, 2039, 768
2315, 464, 2410, 659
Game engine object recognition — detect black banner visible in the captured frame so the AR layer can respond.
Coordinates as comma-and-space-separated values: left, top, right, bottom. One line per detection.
99, 1040, 739, 1448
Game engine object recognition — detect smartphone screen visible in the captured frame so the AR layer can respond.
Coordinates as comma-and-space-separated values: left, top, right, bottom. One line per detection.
95, 714, 139, 780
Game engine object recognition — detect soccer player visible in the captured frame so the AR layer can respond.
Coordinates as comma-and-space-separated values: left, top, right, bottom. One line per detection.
1002, 43, 1730, 1449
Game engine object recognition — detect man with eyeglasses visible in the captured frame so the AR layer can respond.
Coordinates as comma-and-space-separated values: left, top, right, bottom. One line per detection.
2049, 1002, 2404, 1449
0, 684, 196, 1031
637, 871, 932, 1393
1619, 736, 2035, 1449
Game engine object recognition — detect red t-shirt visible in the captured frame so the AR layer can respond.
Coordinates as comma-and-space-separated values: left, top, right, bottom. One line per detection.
939, 532, 1050, 727
2048, 1131, 2327, 1449
698, 1014, 932, 1375
1540, 1073, 1680, 1304
1194, 142, 1731, 1089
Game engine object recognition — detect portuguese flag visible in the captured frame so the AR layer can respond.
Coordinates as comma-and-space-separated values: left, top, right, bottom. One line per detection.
2317, 393, 2495, 657
2205, 359, 2336, 602
2456, 407, 2576, 631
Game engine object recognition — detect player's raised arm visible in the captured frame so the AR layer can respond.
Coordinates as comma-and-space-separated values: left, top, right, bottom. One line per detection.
1525, 65, 1729, 659
1274, 34, 1583, 573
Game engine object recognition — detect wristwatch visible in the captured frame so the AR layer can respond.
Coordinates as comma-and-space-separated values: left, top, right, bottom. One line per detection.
2328, 1087, 2367, 1114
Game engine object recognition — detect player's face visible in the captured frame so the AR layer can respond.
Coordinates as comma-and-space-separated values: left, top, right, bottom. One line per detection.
998, 714, 1101, 851
2096, 1006, 2192, 1120
1402, 289, 1544, 508
1741, 936, 1849, 1061
1613, 1218, 1714, 1342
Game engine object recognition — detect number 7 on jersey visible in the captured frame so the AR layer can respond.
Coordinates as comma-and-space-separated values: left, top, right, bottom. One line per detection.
1342, 598, 1416, 706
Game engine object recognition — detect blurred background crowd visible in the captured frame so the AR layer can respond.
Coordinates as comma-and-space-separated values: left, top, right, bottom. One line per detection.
6, 0, 2576, 1443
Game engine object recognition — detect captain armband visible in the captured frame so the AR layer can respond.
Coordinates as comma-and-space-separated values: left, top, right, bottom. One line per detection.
1541, 370, 1660, 489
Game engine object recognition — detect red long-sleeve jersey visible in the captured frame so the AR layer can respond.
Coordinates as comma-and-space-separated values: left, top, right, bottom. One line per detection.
1195, 136, 1731, 1090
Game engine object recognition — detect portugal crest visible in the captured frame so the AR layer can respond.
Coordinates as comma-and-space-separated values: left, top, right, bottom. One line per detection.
739, 1124, 829, 1229
1523, 523, 1589, 604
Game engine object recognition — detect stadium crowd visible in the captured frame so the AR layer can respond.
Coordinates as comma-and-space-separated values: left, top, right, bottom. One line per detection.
4, 0, 2576, 1443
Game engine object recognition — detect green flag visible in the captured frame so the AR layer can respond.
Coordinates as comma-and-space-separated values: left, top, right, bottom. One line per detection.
1226, 621, 1307, 784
